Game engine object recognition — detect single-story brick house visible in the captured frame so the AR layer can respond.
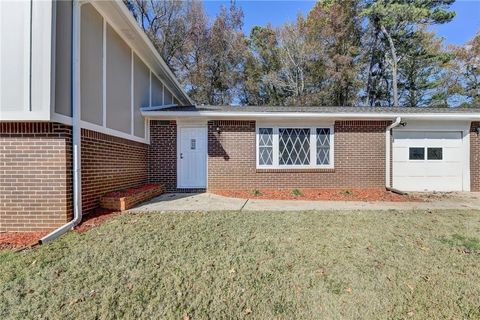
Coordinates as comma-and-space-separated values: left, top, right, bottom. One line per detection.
0, 1, 479, 239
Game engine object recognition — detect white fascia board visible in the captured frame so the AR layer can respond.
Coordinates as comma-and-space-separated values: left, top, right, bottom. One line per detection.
141, 111, 480, 121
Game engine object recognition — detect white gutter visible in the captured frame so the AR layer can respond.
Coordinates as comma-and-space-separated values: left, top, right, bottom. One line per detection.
385, 117, 401, 189
41, 0, 82, 243
141, 110, 480, 121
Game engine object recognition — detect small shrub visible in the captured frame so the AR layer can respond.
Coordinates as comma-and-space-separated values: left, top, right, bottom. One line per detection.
340, 189, 353, 196
291, 189, 303, 197
251, 189, 262, 197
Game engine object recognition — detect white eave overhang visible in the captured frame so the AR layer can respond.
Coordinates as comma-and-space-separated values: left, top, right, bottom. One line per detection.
141, 110, 480, 121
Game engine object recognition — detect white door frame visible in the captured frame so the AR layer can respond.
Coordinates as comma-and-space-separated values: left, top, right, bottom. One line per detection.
392, 120, 471, 191
176, 123, 208, 189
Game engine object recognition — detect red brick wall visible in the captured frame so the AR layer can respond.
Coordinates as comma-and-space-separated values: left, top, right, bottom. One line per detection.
148, 120, 177, 191
471, 122, 479, 192
207, 120, 390, 190
81, 128, 148, 213
0, 123, 72, 232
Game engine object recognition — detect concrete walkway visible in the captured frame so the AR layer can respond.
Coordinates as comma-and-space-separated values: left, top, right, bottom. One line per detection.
130, 192, 480, 212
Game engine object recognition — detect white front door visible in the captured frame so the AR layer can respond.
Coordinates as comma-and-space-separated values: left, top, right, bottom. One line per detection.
178, 127, 207, 188
392, 131, 464, 191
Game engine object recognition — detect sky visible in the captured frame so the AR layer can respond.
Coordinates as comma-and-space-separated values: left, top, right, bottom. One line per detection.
203, 0, 480, 46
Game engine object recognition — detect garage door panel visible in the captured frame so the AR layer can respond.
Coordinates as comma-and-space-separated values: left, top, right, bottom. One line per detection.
392, 147, 414, 161
424, 164, 462, 176
392, 130, 464, 192
394, 162, 428, 177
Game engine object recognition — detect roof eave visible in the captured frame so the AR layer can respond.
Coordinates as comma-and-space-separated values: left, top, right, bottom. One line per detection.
141, 110, 480, 121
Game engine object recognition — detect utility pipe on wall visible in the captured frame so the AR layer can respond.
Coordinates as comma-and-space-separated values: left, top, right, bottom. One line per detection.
41, 0, 82, 243
385, 117, 401, 190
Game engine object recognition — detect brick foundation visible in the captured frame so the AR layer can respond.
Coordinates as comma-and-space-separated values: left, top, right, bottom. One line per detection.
207, 120, 390, 189
148, 120, 177, 191
0, 123, 72, 232
81, 128, 148, 213
471, 122, 479, 192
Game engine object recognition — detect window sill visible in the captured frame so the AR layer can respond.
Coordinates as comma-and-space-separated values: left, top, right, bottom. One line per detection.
256, 168, 335, 173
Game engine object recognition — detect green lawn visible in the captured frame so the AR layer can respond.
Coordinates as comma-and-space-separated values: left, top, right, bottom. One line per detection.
1, 210, 480, 319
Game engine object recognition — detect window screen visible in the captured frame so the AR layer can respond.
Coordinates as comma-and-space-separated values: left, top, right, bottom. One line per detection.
409, 147, 425, 160
427, 147, 443, 160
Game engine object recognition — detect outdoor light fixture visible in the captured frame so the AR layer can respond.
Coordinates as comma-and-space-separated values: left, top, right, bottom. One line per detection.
216, 126, 221, 134
400, 122, 407, 127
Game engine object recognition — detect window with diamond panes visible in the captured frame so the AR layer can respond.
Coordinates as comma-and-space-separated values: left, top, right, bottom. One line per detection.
258, 128, 273, 165
316, 128, 330, 165
279, 128, 310, 165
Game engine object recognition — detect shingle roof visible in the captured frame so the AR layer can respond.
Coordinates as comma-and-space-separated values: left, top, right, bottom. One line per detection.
158, 105, 479, 114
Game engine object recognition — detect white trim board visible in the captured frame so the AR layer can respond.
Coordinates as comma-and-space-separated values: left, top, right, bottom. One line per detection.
142, 111, 480, 121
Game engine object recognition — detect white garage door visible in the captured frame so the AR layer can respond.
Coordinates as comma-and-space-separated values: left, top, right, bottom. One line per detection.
392, 131, 464, 191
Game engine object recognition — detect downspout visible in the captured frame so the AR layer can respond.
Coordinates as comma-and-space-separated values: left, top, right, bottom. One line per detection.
385, 117, 401, 191
41, 0, 82, 243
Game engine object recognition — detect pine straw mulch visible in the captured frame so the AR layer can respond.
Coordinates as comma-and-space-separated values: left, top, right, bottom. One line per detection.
211, 188, 422, 202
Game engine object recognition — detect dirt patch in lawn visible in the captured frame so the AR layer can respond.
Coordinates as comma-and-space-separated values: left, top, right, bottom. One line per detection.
211, 188, 421, 202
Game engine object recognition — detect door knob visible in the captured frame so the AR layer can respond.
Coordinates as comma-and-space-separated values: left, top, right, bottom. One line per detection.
180, 153, 184, 159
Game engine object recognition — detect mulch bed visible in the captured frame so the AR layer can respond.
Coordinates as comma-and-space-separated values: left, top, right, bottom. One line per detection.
0, 232, 47, 251
1, 208, 122, 250
211, 188, 421, 202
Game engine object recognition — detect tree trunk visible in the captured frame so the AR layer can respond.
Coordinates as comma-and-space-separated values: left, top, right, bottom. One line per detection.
380, 24, 399, 108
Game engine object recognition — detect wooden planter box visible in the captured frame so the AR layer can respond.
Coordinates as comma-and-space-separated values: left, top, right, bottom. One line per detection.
100, 184, 165, 211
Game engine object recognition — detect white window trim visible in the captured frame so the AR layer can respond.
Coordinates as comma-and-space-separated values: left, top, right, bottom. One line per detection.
256, 124, 335, 169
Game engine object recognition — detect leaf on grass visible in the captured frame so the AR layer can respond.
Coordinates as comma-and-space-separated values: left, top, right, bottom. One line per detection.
244, 308, 252, 315
345, 287, 352, 293
406, 283, 414, 291
315, 268, 326, 276
69, 298, 81, 306
229, 268, 236, 274
407, 311, 415, 317
183, 313, 189, 320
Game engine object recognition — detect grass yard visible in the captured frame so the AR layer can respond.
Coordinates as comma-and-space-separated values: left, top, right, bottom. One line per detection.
1, 210, 480, 319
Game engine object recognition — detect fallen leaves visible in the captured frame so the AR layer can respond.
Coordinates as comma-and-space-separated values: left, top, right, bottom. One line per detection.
244, 308, 252, 315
